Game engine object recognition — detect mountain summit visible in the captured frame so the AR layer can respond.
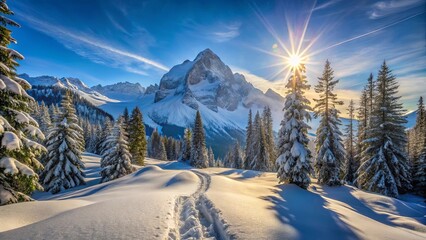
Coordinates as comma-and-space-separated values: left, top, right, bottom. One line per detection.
154, 48, 280, 113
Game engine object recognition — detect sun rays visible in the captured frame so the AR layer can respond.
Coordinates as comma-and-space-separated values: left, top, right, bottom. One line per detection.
249, 2, 425, 85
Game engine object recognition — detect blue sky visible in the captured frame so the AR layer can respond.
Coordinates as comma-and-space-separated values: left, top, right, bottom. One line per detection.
8, 0, 426, 112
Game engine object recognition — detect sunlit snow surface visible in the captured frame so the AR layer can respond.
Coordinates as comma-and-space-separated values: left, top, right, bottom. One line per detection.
0, 153, 424, 239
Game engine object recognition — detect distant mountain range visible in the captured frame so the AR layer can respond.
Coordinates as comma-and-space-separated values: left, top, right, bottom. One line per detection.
20, 49, 418, 156
19, 74, 118, 106
92, 82, 146, 101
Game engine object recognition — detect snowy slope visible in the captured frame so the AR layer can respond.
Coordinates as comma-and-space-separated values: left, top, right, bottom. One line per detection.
1, 154, 424, 240
19, 74, 119, 106
0, 154, 198, 239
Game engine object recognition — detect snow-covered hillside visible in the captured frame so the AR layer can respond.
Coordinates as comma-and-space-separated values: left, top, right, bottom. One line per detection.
19, 74, 119, 106
0, 154, 424, 240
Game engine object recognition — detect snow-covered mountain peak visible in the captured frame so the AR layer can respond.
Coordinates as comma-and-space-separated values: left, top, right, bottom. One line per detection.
61, 77, 90, 91
91, 81, 146, 101
194, 48, 217, 61
154, 49, 260, 113
19, 74, 118, 106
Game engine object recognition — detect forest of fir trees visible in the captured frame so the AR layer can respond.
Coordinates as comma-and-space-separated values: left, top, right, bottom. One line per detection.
222, 60, 425, 198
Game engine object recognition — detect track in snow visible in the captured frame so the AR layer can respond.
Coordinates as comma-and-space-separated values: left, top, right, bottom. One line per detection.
168, 170, 234, 240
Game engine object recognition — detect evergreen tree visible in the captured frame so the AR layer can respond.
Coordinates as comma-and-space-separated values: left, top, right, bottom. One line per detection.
313, 60, 345, 186
148, 129, 167, 160
95, 118, 112, 155
0, 2, 46, 204
343, 100, 357, 183
412, 96, 426, 196
40, 93, 85, 194
233, 141, 244, 169
413, 97, 425, 161
128, 107, 147, 165
355, 62, 411, 197
181, 128, 192, 161
366, 73, 375, 122
276, 64, 313, 189
100, 117, 135, 183
36, 101, 51, 134
356, 86, 369, 165
251, 112, 270, 171
406, 129, 416, 164
123, 107, 129, 126
166, 137, 174, 160
223, 147, 234, 168
412, 133, 426, 196
244, 109, 254, 169
262, 106, 276, 170
190, 111, 208, 168
208, 147, 215, 167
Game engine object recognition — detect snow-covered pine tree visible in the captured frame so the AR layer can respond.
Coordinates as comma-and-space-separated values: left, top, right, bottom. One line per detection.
233, 141, 244, 169
413, 97, 425, 161
208, 147, 215, 167
128, 107, 147, 165
181, 128, 192, 161
412, 132, 426, 196
276, 64, 313, 189
343, 100, 357, 183
123, 107, 129, 126
356, 86, 369, 164
366, 73, 375, 120
251, 112, 270, 171
38, 101, 51, 133
82, 119, 92, 151
88, 124, 99, 153
355, 61, 411, 197
166, 137, 174, 160
313, 60, 345, 186
262, 106, 276, 170
223, 147, 234, 168
100, 117, 136, 183
412, 96, 426, 196
0, 1, 47, 204
40, 92, 85, 194
95, 118, 112, 155
215, 157, 224, 167
244, 109, 254, 169
148, 129, 167, 160
190, 111, 208, 168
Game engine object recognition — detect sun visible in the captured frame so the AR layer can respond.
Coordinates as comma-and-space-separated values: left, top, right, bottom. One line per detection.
287, 54, 302, 68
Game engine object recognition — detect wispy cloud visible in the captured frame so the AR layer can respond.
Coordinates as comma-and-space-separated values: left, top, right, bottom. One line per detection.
313, 0, 342, 11
210, 22, 241, 42
183, 20, 241, 43
14, 10, 168, 75
369, 0, 424, 19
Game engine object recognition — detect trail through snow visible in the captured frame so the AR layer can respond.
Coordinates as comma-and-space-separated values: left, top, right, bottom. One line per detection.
168, 170, 233, 240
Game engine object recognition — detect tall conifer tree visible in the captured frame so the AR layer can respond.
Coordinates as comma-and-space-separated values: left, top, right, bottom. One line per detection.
262, 106, 276, 170
276, 65, 313, 189
355, 62, 411, 197
128, 107, 147, 165
343, 100, 357, 183
313, 60, 345, 186
0, 1, 46, 204
40, 92, 85, 193
190, 111, 208, 168
244, 109, 254, 169
100, 117, 135, 183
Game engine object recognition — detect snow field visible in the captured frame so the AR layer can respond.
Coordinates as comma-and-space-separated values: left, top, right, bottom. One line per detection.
0, 155, 424, 240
